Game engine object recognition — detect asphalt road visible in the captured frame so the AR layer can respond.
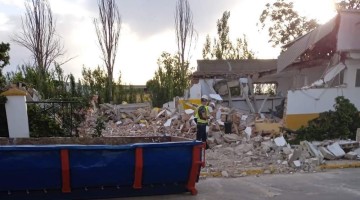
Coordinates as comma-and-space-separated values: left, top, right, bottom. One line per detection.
107, 168, 360, 200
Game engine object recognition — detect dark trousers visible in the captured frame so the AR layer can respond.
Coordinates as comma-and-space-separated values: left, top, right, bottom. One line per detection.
196, 123, 209, 149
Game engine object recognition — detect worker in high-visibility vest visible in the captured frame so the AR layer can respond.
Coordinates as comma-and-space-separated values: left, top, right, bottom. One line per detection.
195, 95, 210, 149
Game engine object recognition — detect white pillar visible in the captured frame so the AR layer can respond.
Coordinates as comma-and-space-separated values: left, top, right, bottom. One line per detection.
1, 88, 30, 138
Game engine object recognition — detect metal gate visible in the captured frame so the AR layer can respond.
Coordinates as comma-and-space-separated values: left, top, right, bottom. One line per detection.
26, 100, 80, 137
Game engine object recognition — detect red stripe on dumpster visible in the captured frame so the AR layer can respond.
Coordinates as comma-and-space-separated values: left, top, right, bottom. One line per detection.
60, 149, 71, 193
186, 143, 205, 195
133, 147, 143, 189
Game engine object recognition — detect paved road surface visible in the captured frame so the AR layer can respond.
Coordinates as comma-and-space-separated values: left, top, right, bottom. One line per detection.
104, 168, 360, 200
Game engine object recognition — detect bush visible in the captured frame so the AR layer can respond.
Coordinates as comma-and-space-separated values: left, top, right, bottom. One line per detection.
294, 96, 360, 142
28, 104, 65, 137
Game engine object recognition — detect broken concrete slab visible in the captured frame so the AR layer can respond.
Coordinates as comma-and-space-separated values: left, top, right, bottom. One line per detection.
223, 134, 241, 143
261, 141, 274, 152
282, 147, 293, 155
338, 140, 360, 150
293, 160, 301, 167
345, 152, 358, 160
244, 127, 252, 139
274, 136, 287, 147
327, 142, 346, 158
184, 109, 194, 115
309, 157, 320, 166
303, 141, 324, 163
357, 128, 360, 142
319, 146, 336, 160
163, 118, 173, 127
288, 148, 302, 163
234, 143, 253, 155
354, 148, 360, 156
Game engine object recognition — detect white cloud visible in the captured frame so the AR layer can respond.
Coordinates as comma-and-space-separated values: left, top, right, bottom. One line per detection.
0, 13, 9, 31
1, 0, 337, 86
0, 0, 23, 8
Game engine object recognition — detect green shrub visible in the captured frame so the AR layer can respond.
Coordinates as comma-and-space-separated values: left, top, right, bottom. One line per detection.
294, 96, 360, 142
92, 116, 105, 137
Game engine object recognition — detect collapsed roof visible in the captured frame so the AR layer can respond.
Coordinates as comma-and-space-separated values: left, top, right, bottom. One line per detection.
278, 10, 360, 73
192, 59, 277, 78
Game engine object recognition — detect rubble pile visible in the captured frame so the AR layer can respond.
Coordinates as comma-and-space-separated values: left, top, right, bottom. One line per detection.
77, 102, 360, 178
204, 135, 360, 177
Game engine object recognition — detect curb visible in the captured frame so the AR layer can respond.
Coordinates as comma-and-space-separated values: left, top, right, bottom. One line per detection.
319, 161, 360, 170
200, 161, 360, 178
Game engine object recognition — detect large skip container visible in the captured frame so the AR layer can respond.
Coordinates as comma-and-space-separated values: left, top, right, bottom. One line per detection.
0, 137, 205, 199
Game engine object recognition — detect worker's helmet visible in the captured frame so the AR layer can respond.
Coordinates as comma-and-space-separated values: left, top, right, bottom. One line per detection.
201, 95, 209, 101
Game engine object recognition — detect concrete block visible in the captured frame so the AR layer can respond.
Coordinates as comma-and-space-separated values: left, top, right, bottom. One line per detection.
309, 157, 320, 166
261, 141, 274, 152
282, 147, 293, 155
304, 141, 322, 158
356, 128, 360, 142
319, 146, 336, 160
274, 136, 287, 147
354, 148, 360, 156
345, 152, 358, 160
224, 134, 241, 143
339, 140, 359, 150
221, 171, 229, 177
289, 148, 302, 163
293, 160, 301, 167
327, 142, 345, 158
235, 143, 253, 155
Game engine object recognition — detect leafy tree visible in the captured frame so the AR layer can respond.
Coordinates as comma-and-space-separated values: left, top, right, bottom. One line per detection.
6, 63, 73, 99
336, 0, 360, 9
146, 52, 184, 107
94, 0, 122, 102
0, 42, 10, 88
81, 66, 107, 103
202, 11, 255, 60
258, 0, 319, 48
0, 42, 10, 69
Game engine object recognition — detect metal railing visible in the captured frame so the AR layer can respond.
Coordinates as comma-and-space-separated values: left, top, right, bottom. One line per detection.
26, 100, 80, 137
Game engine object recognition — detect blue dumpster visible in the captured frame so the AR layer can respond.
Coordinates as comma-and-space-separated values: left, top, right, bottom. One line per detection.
0, 137, 205, 199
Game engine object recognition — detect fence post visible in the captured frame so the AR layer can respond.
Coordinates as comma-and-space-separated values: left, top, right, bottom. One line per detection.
0, 88, 30, 138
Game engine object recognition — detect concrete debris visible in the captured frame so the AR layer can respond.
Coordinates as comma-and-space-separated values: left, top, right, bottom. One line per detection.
288, 148, 302, 163
303, 141, 324, 164
319, 147, 336, 160
345, 152, 358, 160
221, 171, 229, 177
356, 128, 360, 142
223, 134, 241, 143
354, 148, 360, 156
293, 160, 301, 167
274, 136, 287, 147
327, 142, 346, 158
77, 101, 360, 178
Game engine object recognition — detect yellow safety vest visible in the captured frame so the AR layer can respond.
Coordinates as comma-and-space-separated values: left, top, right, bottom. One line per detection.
195, 105, 209, 124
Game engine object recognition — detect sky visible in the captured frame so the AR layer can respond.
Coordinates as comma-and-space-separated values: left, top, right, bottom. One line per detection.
0, 0, 337, 85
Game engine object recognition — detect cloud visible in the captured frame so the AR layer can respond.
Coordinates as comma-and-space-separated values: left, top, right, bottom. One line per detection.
2, 0, 313, 86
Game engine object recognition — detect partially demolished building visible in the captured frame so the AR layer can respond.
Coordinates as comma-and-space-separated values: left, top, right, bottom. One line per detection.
188, 10, 360, 131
